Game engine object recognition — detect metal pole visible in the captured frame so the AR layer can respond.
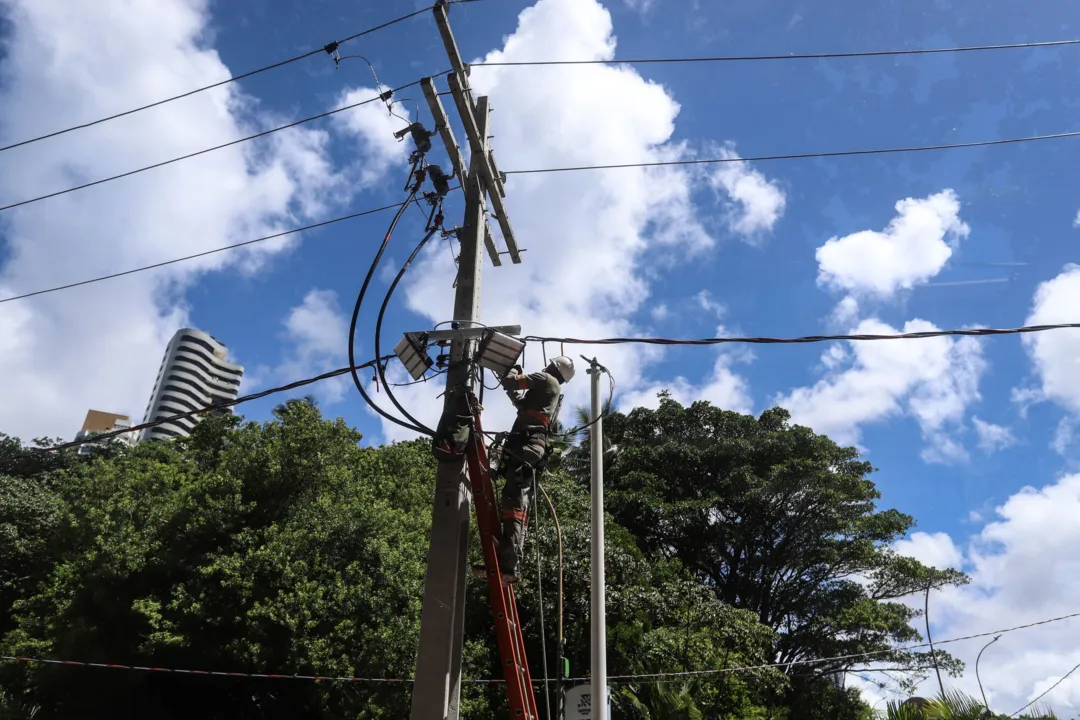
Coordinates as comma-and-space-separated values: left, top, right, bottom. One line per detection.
409, 94, 490, 720
588, 362, 607, 720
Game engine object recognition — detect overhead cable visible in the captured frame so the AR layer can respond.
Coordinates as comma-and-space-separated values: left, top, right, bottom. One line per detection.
347, 186, 432, 437
471, 38, 1080, 67
0, 76, 445, 214
526, 322, 1080, 347
0, 201, 407, 305
504, 128, 1080, 175
6, 609, 1080, 686
0, 359, 391, 465
0, 4, 468, 155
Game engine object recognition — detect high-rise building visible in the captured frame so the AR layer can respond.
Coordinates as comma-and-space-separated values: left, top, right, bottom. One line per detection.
74, 410, 136, 454
140, 328, 244, 442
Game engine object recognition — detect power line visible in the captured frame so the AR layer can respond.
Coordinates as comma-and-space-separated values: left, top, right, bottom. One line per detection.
1010, 660, 1080, 717
0, 76, 445, 214
0, 201, 406, 305
0, 359, 391, 465
470, 38, 1080, 67
0, 5, 450, 155
504, 128, 1080, 175
5, 610, 1079, 687
525, 322, 1080, 347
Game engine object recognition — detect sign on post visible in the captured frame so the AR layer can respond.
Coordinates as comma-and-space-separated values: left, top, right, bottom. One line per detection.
563, 684, 611, 719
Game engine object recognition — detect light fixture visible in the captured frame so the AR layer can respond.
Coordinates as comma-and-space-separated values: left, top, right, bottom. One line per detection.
476, 330, 524, 377
394, 332, 433, 381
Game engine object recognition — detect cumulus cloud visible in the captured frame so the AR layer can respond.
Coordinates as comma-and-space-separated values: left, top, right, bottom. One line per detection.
331, 86, 412, 189
274, 290, 350, 405
816, 189, 969, 298
894, 531, 964, 571
1019, 265, 1080, 415
1074, 210, 1080, 228
707, 144, 787, 238
774, 318, 986, 461
972, 417, 1016, 454
0, 0, 379, 441
622, 353, 753, 415
891, 474, 1080, 716
372, 0, 735, 441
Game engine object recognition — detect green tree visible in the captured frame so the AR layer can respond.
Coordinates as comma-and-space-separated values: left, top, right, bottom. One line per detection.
585, 394, 969, 712
0, 402, 437, 719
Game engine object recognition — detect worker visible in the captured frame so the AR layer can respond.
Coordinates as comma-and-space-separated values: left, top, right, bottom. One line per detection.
478, 356, 575, 585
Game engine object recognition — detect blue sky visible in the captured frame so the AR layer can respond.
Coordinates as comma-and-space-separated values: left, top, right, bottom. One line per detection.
2, 0, 1080, 712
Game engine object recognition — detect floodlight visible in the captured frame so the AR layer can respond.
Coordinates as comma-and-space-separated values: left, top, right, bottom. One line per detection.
394, 332, 433, 381
476, 331, 524, 376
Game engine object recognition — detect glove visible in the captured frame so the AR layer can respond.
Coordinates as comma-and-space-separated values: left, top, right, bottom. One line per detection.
510, 364, 523, 375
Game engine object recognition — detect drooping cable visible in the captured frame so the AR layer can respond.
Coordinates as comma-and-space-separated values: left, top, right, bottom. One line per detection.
348, 186, 428, 436
470, 38, 1080, 67
533, 470, 552, 720
373, 221, 440, 436
503, 128, 1080, 176
0, 77, 444, 214
527, 322, 1080, 347
537, 483, 564, 712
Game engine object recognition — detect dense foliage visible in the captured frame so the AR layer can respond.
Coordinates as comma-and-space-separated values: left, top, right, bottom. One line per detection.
0, 395, 991, 718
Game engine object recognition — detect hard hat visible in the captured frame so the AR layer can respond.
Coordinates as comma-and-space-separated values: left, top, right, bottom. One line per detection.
548, 356, 575, 383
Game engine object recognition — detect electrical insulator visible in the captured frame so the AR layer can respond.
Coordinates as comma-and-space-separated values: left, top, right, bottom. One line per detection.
394, 122, 437, 155
428, 165, 451, 198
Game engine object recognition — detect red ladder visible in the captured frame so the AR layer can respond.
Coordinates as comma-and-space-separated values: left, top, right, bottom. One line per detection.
463, 394, 540, 720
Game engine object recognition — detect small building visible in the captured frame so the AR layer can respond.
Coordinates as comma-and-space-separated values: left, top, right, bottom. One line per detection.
74, 410, 135, 454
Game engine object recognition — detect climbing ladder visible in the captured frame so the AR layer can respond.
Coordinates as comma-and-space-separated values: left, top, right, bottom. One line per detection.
463, 393, 540, 720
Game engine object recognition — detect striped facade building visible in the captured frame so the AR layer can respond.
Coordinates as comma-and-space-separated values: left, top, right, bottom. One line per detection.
139, 328, 244, 442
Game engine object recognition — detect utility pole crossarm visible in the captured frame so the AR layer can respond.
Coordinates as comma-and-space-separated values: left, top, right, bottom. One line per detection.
422, 76, 501, 267
435, 1, 522, 264
421, 77, 468, 185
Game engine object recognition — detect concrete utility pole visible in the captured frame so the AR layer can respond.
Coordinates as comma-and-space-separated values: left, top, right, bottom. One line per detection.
411, 2, 522, 718
588, 360, 608, 720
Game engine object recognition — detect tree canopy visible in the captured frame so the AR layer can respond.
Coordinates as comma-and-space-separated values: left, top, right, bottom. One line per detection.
0, 394, 983, 718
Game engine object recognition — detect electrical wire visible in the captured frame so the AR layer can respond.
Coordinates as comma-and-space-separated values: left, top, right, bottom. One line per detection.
504, 128, 1080, 176
4, 608, 1079, 688
0, 358, 391, 465
1010, 662, 1080, 717
533, 471, 552, 720
0, 5, 457, 155
537, 482, 565, 714
373, 223, 441, 436
0, 76, 445, 214
347, 186, 429, 436
552, 360, 615, 439
470, 38, 1080, 67
0, 201, 407, 305
527, 322, 1080, 348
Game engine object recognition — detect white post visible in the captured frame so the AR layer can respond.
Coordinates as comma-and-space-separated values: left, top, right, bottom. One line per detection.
588, 362, 607, 720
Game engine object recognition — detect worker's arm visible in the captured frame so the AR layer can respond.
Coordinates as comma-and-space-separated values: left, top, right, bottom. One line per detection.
501, 368, 545, 392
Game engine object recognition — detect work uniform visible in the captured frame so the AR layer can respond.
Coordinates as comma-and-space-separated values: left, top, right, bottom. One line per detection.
497, 367, 561, 577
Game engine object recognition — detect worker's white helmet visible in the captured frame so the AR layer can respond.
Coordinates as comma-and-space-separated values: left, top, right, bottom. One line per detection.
548, 356, 575, 383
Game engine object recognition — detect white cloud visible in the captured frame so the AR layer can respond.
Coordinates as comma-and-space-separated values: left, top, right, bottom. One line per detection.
1073, 210, 1080, 228
0, 0, 359, 441
894, 531, 963, 570
1020, 265, 1080, 414
331, 86, 411, 189
274, 289, 350, 405
622, 353, 753, 415
816, 189, 969, 299
707, 144, 787, 238
830, 296, 861, 328
897, 474, 1080, 716
372, 0, 733, 442
695, 289, 726, 318
972, 417, 1016, 454
774, 318, 986, 461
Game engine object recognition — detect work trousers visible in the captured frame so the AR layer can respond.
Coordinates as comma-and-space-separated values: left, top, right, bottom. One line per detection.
498, 440, 545, 576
